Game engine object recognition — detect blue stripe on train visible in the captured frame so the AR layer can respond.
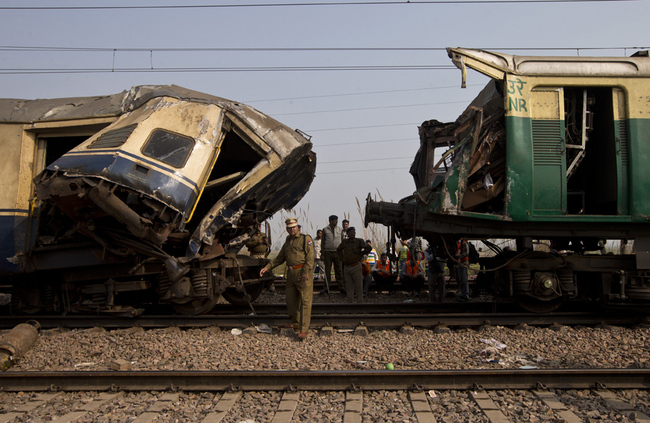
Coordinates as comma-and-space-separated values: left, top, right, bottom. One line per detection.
0, 214, 29, 275
48, 152, 198, 213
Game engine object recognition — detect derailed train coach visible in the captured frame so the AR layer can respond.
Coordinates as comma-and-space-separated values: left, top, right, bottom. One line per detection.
366, 48, 650, 312
0, 85, 316, 315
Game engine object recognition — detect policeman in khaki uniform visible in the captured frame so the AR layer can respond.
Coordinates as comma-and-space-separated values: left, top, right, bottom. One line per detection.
246, 224, 269, 259
260, 217, 314, 338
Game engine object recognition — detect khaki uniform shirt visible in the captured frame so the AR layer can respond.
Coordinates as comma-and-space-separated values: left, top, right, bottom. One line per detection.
265, 232, 314, 276
246, 232, 268, 255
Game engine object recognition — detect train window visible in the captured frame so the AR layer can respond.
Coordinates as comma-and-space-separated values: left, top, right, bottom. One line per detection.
141, 129, 194, 168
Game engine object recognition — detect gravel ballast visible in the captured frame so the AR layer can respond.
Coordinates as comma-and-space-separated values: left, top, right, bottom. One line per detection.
8, 322, 649, 372
2, 289, 649, 422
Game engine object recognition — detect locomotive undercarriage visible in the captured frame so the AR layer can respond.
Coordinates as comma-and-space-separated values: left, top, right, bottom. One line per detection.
9, 175, 270, 316
9, 254, 270, 316
367, 196, 650, 312
476, 248, 646, 312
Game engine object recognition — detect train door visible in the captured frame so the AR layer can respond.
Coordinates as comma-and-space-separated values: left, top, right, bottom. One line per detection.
530, 86, 628, 216
563, 87, 627, 216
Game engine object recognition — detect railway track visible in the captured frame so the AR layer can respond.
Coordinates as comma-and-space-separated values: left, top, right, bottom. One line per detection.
1, 368, 649, 391
0, 308, 646, 330
0, 369, 648, 422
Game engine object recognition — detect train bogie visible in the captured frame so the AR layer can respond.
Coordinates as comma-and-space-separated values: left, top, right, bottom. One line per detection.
366, 48, 650, 311
0, 85, 316, 315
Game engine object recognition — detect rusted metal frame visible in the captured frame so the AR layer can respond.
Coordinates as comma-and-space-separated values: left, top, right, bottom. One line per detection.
88, 182, 166, 246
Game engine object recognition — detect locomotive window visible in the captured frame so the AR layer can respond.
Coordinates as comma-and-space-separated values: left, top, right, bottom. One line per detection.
142, 129, 194, 168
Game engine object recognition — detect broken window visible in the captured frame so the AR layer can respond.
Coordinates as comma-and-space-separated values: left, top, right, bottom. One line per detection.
184, 122, 265, 230
141, 129, 194, 168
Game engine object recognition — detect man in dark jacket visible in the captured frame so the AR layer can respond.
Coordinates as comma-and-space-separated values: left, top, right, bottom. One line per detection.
337, 227, 371, 303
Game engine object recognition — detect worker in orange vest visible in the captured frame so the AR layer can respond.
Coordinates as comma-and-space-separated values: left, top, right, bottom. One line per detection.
372, 253, 396, 293
401, 257, 425, 295
454, 237, 470, 301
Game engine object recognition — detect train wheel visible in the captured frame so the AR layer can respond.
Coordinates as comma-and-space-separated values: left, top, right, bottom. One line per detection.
172, 296, 220, 315
626, 287, 650, 301
222, 281, 265, 306
221, 258, 266, 307
517, 297, 563, 313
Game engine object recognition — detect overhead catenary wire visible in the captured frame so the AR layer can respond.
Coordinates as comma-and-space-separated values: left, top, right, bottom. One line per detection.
0, 0, 634, 10
0, 65, 455, 75
3, 45, 646, 53
244, 83, 484, 103
318, 167, 408, 175
1, 43, 645, 76
319, 156, 413, 164
272, 100, 470, 116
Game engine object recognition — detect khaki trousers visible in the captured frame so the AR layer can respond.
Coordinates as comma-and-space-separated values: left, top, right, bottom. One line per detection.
285, 267, 314, 332
343, 262, 363, 303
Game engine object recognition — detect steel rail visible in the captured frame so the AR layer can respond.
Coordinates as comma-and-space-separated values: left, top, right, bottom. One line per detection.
0, 310, 646, 330
0, 369, 648, 392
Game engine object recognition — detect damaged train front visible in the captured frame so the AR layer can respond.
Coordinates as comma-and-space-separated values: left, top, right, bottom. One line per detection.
29, 93, 316, 315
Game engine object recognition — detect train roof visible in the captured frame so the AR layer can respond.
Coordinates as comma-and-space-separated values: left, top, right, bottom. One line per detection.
0, 84, 310, 160
447, 48, 650, 83
0, 85, 282, 127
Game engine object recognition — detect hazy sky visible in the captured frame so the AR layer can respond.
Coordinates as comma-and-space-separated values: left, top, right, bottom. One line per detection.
1, 0, 648, 245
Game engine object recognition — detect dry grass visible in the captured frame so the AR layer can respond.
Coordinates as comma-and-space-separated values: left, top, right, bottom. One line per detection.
261, 192, 390, 264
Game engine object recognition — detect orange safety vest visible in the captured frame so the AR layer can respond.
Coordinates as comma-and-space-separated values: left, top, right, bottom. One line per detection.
406, 262, 421, 275
456, 240, 469, 263
376, 262, 391, 272
361, 262, 371, 276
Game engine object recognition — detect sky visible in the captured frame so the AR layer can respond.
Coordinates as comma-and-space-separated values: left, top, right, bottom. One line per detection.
1, 0, 648, 245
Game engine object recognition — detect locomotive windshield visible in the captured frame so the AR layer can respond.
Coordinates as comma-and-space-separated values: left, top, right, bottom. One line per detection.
141, 129, 194, 168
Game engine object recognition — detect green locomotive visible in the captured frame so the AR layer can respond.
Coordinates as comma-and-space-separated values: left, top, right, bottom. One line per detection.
366, 48, 650, 311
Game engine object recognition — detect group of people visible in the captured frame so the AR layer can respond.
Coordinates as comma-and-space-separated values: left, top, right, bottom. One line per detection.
255, 215, 473, 338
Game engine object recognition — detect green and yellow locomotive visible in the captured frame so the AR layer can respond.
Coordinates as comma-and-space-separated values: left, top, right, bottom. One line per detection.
366, 48, 650, 311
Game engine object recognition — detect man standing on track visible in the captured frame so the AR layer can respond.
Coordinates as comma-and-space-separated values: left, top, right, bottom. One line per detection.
260, 217, 314, 338
337, 227, 372, 303
321, 215, 344, 293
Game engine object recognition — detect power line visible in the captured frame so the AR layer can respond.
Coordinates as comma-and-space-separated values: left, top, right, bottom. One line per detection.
319, 156, 413, 164
0, 46, 446, 52
318, 166, 409, 175
316, 137, 414, 147
1, 45, 645, 54
273, 100, 469, 116
0, 65, 454, 75
0, 0, 633, 10
307, 122, 422, 132
244, 83, 484, 103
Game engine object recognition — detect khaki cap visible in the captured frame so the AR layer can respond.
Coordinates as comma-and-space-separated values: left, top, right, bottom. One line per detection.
285, 217, 298, 228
